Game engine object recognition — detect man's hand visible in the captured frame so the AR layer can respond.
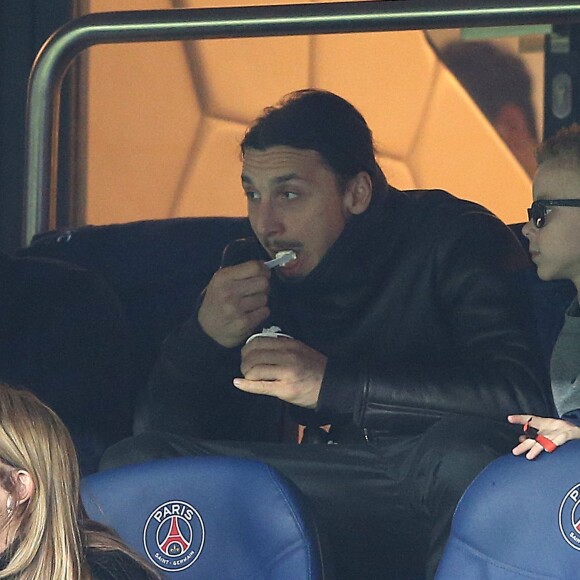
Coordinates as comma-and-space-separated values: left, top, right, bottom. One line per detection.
509, 414, 580, 460
198, 261, 271, 348
234, 337, 327, 408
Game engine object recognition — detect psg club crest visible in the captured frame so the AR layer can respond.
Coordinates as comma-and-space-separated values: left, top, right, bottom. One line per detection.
559, 483, 580, 550
143, 500, 205, 572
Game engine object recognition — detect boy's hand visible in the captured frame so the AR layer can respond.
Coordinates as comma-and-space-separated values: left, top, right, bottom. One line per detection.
508, 414, 580, 460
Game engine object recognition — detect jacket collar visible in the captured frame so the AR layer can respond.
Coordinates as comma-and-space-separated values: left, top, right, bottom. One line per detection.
269, 186, 413, 344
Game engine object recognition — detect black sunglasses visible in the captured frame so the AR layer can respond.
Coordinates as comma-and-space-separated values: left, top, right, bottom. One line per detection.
527, 199, 580, 228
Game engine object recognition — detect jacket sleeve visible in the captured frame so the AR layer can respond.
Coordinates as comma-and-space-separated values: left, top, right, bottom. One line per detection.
561, 410, 580, 427
318, 211, 554, 434
139, 236, 285, 442
137, 310, 283, 442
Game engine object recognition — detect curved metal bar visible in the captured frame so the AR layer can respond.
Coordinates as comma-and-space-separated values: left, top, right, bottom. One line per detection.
24, 0, 580, 241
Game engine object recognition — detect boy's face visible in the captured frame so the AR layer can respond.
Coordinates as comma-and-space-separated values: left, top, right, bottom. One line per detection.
523, 156, 580, 290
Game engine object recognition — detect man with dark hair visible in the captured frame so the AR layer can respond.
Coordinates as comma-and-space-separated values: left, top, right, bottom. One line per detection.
440, 40, 539, 178
103, 89, 551, 579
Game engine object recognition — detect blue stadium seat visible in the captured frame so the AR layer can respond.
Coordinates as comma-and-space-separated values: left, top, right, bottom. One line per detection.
82, 456, 328, 579
435, 439, 580, 579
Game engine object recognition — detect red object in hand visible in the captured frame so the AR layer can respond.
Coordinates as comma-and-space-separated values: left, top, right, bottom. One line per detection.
535, 434, 557, 453
523, 418, 557, 452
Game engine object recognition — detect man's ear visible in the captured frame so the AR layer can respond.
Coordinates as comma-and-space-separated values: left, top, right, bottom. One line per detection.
343, 172, 372, 216
14, 470, 34, 505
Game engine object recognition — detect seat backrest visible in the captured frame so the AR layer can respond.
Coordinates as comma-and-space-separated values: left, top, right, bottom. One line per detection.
17, 218, 252, 468
436, 439, 580, 579
19, 217, 252, 380
82, 456, 327, 579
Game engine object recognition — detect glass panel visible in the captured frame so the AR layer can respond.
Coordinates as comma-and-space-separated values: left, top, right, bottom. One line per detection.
76, 1, 547, 226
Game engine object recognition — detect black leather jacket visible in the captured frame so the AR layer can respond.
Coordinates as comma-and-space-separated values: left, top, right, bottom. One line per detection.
142, 187, 552, 442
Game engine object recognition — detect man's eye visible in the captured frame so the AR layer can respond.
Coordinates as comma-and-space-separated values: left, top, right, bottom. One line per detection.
245, 190, 260, 201
283, 191, 298, 200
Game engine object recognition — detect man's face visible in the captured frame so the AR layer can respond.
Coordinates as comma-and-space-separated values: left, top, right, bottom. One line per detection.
241, 146, 354, 279
523, 157, 580, 290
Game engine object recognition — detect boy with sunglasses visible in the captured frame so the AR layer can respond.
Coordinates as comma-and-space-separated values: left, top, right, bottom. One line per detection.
508, 123, 580, 458
435, 124, 580, 579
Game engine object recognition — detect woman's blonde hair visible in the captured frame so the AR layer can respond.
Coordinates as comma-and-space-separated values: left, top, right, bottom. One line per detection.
0, 383, 157, 579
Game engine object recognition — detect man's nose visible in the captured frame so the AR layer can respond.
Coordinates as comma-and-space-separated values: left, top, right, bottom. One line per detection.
253, 202, 283, 237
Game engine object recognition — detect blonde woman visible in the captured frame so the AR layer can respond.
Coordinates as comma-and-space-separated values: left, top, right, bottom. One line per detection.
0, 383, 159, 579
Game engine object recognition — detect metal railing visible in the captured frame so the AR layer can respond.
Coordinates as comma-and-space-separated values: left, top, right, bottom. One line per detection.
24, 0, 580, 242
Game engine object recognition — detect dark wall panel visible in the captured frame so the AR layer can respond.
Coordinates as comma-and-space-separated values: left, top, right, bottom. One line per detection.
544, 25, 580, 141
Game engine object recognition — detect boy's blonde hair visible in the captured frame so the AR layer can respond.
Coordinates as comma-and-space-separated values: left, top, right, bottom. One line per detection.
537, 123, 580, 166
